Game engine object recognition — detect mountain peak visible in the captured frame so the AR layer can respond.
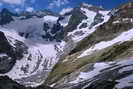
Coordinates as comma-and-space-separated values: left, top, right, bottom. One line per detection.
0, 8, 14, 25
79, 2, 104, 12
80, 2, 93, 8
1, 8, 12, 15
20, 9, 58, 18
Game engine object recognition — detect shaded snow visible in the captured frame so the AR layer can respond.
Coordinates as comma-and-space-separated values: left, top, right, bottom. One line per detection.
115, 75, 133, 89
70, 62, 110, 84
70, 58, 133, 87
119, 65, 133, 73
59, 15, 71, 27
0, 53, 8, 57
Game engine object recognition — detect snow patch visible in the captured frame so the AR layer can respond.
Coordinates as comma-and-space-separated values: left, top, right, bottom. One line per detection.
60, 8, 73, 15
0, 53, 8, 57
70, 62, 110, 83
78, 28, 133, 58
59, 15, 71, 27
115, 75, 133, 89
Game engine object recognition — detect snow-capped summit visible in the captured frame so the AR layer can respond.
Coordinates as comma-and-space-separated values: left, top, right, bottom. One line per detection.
0, 8, 17, 25
20, 9, 58, 18
63, 3, 110, 42
59, 8, 73, 15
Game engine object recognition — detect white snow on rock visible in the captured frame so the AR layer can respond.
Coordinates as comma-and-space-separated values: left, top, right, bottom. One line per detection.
70, 58, 133, 87
113, 59, 133, 89
0, 15, 66, 86
68, 8, 110, 43
67, 8, 96, 42
5, 42, 60, 80
59, 15, 71, 27
113, 20, 120, 24
78, 28, 133, 58
113, 18, 133, 24
60, 8, 73, 15
70, 62, 110, 84
115, 75, 133, 89
0, 53, 8, 57
119, 65, 133, 73
43, 16, 58, 23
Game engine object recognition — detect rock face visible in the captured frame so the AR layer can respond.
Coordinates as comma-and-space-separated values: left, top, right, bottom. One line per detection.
0, 31, 28, 73
0, 76, 54, 89
0, 1, 133, 89
71, 2, 133, 54
0, 8, 15, 25
0, 7, 65, 87
44, 2, 133, 89
0, 32, 15, 73
55, 59, 133, 89
43, 16, 64, 41
0, 31, 15, 73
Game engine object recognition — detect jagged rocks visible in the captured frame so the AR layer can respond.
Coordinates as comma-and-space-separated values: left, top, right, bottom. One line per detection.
0, 31, 28, 73
71, 2, 133, 54
43, 16, 63, 41
0, 8, 15, 25
0, 31, 16, 73
67, 59, 133, 89
45, 2, 133, 89
64, 7, 87, 34
0, 76, 54, 89
50, 59, 133, 89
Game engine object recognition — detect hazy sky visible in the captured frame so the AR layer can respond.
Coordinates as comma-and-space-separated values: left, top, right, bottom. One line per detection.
0, 0, 130, 12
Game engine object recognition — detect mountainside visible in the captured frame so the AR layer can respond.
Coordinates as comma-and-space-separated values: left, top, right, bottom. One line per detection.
0, 1, 133, 89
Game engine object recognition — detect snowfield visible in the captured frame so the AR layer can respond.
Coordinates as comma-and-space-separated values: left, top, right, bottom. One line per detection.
70, 62, 111, 84
0, 15, 66, 86
69, 58, 133, 89
78, 28, 133, 58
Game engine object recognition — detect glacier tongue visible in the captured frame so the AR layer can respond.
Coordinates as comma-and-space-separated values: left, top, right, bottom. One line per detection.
0, 14, 67, 87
